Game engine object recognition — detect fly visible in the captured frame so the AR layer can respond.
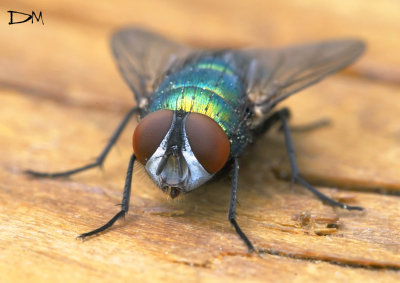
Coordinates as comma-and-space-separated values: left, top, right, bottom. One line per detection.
26, 27, 366, 253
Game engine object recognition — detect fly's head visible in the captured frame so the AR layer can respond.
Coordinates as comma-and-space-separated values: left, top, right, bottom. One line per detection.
132, 110, 230, 198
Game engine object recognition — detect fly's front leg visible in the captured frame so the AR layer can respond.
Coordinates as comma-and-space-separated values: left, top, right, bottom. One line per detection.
277, 109, 363, 211
228, 157, 257, 253
78, 153, 136, 239
25, 107, 139, 178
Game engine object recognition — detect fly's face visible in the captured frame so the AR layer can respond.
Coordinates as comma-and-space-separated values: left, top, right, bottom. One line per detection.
132, 109, 230, 198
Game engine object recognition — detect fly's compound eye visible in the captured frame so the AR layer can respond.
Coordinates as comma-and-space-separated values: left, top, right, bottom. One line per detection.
185, 113, 230, 173
133, 110, 173, 164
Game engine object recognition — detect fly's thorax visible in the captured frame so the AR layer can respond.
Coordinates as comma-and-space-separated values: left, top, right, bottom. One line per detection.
149, 55, 252, 155
132, 110, 230, 198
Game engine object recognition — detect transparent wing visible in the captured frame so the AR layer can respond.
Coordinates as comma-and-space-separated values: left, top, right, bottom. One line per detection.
232, 39, 365, 118
111, 27, 193, 108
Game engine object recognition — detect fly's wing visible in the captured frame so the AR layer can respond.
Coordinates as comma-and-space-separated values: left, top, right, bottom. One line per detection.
232, 39, 365, 125
111, 27, 193, 110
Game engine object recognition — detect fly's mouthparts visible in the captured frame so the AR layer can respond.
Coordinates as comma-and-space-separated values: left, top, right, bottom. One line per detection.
162, 186, 181, 199
158, 151, 189, 188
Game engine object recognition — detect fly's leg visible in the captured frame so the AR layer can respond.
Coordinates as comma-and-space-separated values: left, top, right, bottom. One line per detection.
276, 108, 363, 210
252, 108, 330, 137
25, 107, 139, 178
78, 153, 136, 239
251, 108, 289, 138
289, 118, 331, 133
229, 157, 257, 253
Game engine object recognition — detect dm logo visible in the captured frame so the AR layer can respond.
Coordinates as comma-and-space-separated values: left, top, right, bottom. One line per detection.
8, 11, 44, 25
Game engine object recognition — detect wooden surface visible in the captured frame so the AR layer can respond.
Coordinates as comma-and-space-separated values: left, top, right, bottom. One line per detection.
1, 0, 400, 282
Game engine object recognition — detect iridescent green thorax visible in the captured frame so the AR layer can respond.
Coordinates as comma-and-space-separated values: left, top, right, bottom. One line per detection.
149, 55, 250, 154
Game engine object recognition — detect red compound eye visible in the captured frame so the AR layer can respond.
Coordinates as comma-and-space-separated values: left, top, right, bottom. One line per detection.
185, 113, 230, 173
133, 110, 173, 164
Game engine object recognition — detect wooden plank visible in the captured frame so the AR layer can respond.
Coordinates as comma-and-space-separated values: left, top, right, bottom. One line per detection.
1, 0, 400, 282
2, 86, 400, 281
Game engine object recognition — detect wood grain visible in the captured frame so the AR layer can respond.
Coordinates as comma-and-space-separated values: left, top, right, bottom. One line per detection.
1, 0, 400, 282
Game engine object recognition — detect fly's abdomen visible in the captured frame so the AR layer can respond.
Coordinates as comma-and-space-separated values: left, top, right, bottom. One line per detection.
150, 56, 247, 147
